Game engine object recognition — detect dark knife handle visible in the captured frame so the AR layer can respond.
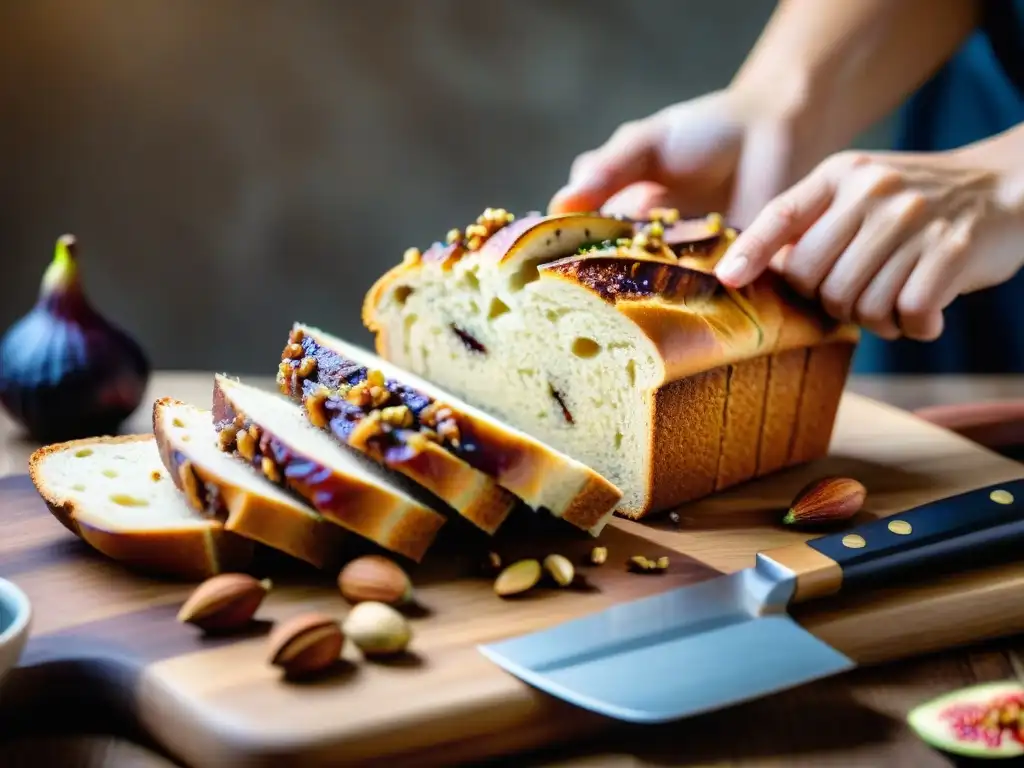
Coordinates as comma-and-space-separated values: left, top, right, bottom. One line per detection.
759, 478, 1024, 603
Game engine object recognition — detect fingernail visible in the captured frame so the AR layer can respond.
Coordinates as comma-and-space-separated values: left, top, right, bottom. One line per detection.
715, 253, 748, 284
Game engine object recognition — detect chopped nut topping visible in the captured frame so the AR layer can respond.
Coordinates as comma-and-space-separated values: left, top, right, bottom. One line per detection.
288, 327, 305, 345
348, 411, 386, 449
589, 546, 608, 565
446, 228, 463, 245
305, 388, 331, 429
283, 343, 304, 360
248, 424, 261, 444
236, 428, 256, 461
436, 417, 461, 447
402, 247, 422, 265
649, 207, 681, 224
380, 405, 413, 428
297, 356, 317, 378
705, 212, 724, 234
367, 369, 386, 388
261, 456, 282, 484
217, 425, 238, 452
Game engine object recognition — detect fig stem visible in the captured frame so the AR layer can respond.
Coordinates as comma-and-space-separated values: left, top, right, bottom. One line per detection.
41, 234, 80, 296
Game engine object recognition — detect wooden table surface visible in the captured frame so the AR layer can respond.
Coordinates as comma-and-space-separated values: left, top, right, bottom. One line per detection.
1, 372, 1023, 768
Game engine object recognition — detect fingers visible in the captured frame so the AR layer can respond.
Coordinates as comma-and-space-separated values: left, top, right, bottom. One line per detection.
853, 236, 922, 340
817, 191, 929, 322
713, 158, 839, 287
600, 182, 677, 220
896, 218, 971, 341
548, 120, 661, 214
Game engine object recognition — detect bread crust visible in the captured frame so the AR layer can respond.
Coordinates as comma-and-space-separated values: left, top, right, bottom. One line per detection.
211, 376, 446, 562
363, 210, 860, 519
152, 398, 348, 570
284, 324, 621, 534
28, 435, 254, 580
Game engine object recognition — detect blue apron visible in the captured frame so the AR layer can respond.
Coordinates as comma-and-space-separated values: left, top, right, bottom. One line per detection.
851, 0, 1024, 373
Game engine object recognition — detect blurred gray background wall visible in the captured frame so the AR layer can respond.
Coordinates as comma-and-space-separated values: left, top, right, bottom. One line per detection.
0, 0, 894, 374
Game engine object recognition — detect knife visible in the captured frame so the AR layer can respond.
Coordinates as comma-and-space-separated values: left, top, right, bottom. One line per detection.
478, 478, 1024, 723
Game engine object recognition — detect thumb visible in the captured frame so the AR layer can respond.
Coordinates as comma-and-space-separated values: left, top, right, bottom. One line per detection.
548, 120, 662, 214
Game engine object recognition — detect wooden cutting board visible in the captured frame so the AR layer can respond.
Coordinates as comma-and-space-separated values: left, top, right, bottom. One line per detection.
1, 392, 1024, 768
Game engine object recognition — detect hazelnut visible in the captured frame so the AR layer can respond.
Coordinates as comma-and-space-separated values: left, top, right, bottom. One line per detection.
338, 555, 413, 607
267, 613, 345, 677
177, 573, 272, 632
283, 343, 304, 360
342, 601, 412, 658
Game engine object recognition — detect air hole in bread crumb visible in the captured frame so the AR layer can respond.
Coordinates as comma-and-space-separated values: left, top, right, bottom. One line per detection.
463, 270, 480, 291
110, 494, 149, 507
102, 469, 118, 478
509, 258, 543, 291
172, 418, 185, 428
74, 449, 93, 458
625, 359, 637, 387
488, 297, 510, 320
394, 285, 414, 305
571, 337, 601, 358
72, 484, 86, 492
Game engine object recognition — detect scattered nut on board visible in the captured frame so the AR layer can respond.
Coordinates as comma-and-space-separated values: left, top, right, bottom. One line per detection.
176, 573, 272, 632
494, 559, 542, 597
267, 613, 345, 676
343, 601, 413, 657
589, 546, 608, 565
543, 554, 575, 587
337, 555, 414, 607
627, 555, 670, 574
783, 476, 867, 528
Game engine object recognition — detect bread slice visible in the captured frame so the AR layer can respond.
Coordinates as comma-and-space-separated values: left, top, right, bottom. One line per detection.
210, 375, 447, 562
278, 323, 622, 535
152, 397, 348, 570
362, 209, 859, 519
276, 327, 518, 535
28, 435, 255, 580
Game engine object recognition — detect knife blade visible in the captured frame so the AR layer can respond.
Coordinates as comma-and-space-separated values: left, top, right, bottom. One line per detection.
478, 478, 1024, 723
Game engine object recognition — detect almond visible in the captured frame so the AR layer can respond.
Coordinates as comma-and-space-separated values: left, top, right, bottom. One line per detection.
177, 573, 271, 632
783, 476, 867, 528
543, 554, 575, 587
268, 612, 344, 676
342, 601, 412, 658
494, 559, 541, 597
338, 555, 413, 606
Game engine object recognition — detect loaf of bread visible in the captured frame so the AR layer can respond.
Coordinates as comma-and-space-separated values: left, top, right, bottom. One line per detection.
28, 435, 255, 579
362, 208, 859, 519
211, 374, 447, 562
278, 323, 622, 534
152, 397, 348, 569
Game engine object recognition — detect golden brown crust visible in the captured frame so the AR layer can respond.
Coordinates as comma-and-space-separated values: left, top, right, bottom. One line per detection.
787, 342, 855, 465
28, 435, 254, 581
151, 398, 348, 570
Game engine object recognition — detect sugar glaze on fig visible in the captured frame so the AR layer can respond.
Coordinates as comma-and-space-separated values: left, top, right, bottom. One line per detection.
0, 235, 150, 442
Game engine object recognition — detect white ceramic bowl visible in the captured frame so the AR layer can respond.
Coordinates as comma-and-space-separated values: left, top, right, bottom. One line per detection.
0, 578, 31, 686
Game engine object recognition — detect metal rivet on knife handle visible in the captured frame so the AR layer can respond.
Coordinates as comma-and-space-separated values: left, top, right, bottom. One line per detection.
990, 489, 1014, 505
841, 534, 867, 549
887, 520, 912, 535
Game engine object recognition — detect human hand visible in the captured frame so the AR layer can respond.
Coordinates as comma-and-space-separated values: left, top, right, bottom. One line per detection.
713, 150, 1024, 341
547, 88, 812, 227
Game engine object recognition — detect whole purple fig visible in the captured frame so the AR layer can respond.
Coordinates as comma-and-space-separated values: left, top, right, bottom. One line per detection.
0, 235, 150, 443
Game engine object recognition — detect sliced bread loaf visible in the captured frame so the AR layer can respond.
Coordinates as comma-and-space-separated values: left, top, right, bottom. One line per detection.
277, 326, 518, 535
362, 209, 859, 519
28, 435, 255, 580
152, 397, 348, 569
278, 323, 622, 534
211, 375, 447, 562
